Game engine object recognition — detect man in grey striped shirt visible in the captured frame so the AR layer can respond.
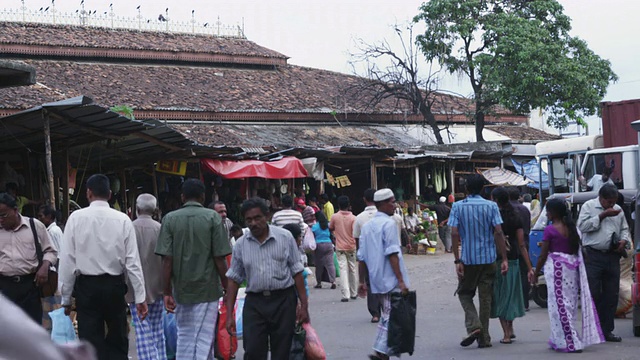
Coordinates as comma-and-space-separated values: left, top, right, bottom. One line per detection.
225, 197, 309, 359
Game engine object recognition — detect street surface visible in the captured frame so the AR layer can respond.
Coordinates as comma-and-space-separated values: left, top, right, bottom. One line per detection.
131, 252, 640, 359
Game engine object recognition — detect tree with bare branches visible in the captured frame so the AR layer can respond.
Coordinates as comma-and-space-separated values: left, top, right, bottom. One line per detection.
347, 23, 449, 145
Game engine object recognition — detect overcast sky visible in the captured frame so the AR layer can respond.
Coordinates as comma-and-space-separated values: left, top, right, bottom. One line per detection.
17, 0, 640, 129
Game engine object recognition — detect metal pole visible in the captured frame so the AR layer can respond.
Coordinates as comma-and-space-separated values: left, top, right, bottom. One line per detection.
43, 110, 56, 208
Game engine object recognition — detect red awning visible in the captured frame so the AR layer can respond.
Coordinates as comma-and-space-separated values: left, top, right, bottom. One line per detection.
201, 156, 309, 179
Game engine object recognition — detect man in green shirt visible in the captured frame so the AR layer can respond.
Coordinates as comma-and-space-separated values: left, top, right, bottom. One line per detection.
5, 182, 38, 214
155, 178, 231, 359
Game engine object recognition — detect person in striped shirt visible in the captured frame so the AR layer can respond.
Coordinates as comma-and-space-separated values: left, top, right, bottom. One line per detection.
449, 174, 508, 349
271, 194, 305, 233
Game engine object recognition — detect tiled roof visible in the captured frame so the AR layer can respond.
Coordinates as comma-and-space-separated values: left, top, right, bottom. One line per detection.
170, 124, 417, 150
487, 125, 561, 141
0, 22, 287, 60
0, 60, 528, 124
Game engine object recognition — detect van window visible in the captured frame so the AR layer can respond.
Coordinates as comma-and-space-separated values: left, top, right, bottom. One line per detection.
582, 153, 623, 190
550, 157, 571, 193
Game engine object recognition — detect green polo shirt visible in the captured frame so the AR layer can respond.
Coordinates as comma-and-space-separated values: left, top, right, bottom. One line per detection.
155, 201, 232, 304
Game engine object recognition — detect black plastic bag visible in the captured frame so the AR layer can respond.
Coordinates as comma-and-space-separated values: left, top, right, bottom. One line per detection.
388, 291, 416, 356
290, 324, 307, 360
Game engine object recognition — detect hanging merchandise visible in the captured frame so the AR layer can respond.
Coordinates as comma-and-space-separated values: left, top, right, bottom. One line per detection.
325, 172, 336, 187
335, 175, 351, 188
442, 164, 448, 190
433, 165, 442, 193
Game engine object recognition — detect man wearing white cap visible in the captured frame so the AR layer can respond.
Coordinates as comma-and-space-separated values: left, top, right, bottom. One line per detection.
428, 196, 452, 253
357, 188, 411, 360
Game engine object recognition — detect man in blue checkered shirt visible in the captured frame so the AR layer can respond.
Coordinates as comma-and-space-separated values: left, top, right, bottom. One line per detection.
449, 174, 508, 349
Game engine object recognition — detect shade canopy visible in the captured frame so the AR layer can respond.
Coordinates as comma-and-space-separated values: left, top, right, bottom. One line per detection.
201, 156, 309, 179
481, 167, 533, 187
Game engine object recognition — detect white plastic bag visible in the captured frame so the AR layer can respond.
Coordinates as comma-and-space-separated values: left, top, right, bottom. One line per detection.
302, 224, 317, 251
50, 308, 77, 344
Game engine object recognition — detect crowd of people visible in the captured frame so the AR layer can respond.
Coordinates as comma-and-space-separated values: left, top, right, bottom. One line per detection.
450, 174, 630, 354
0, 172, 633, 359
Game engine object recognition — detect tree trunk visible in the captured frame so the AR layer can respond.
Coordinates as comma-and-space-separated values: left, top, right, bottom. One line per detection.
420, 103, 444, 144
474, 101, 486, 142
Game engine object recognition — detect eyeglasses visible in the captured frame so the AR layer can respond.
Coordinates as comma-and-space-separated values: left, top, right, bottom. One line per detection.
0, 213, 9, 218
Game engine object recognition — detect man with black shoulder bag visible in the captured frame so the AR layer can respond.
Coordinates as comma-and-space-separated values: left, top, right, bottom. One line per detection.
578, 184, 630, 343
0, 192, 57, 323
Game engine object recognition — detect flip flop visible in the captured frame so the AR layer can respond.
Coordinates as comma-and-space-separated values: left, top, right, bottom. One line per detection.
500, 339, 513, 344
460, 329, 481, 347
510, 334, 516, 339
371, 317, 380, 323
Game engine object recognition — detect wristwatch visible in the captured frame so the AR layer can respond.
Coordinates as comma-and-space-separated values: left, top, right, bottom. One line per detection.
454, 259, 463, 264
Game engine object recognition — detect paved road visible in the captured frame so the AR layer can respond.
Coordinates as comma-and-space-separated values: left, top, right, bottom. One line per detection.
131, 252, 640, 359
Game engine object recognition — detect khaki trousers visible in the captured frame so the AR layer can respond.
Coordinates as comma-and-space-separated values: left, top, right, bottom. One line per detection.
336, 250, 358, 299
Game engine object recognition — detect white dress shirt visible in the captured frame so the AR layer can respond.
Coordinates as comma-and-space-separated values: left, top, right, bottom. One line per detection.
577, 198, 630, 251
46, 222, 64, 253
59, 200, 146, 305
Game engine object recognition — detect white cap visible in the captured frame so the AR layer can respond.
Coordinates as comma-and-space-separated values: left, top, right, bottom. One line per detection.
439, 196, 446, 203
373, 188, 394, 202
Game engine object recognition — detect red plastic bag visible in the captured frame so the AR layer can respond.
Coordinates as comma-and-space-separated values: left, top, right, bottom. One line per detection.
302, 322, 326, 360
215, 300, 237, 360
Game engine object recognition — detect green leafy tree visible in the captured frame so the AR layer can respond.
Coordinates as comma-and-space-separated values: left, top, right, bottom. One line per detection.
414, 0, 617, 141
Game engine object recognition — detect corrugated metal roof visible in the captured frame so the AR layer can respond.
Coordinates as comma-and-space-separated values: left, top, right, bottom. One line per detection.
0, 96, 152, 153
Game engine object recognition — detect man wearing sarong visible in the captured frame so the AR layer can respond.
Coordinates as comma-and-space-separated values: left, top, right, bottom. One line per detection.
357, 188, 411, 360
577, 184, 630, 343
449, 174, 508, 349
156, 179, 231, 359
127, 194, 165, 360
225, 197, 310, 359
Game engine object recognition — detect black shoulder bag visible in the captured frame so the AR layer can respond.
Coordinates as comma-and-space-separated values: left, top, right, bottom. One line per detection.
30, 218, 58, 298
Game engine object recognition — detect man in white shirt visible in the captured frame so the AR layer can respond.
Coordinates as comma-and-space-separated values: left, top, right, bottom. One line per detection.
37, 204, 65, 331
584, 167, 614, 193
578, 184, 629, 343
37, 205, 63, 253
59, 174, 147, 360
352, 188, 381, 323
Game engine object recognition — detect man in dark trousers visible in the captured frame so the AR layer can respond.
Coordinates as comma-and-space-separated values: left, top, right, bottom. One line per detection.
578, 184, 630, 342
59, 174, 147, 360
0, 192, 57, 323
226, 197, 309, 359
508, 187, 532, 310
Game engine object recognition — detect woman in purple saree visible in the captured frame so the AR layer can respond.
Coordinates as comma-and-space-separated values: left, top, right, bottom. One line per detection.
533, 199, 604, 353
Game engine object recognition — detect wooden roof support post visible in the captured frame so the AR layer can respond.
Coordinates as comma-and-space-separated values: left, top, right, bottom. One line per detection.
370, 159, 378, 190
414, 166, 421, 205
152, 165, 159, 199
43, 110, 56, 209
62, 149, 70, 224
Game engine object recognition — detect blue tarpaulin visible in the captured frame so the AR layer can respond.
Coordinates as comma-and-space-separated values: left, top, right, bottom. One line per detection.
511, 158, 549, 190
